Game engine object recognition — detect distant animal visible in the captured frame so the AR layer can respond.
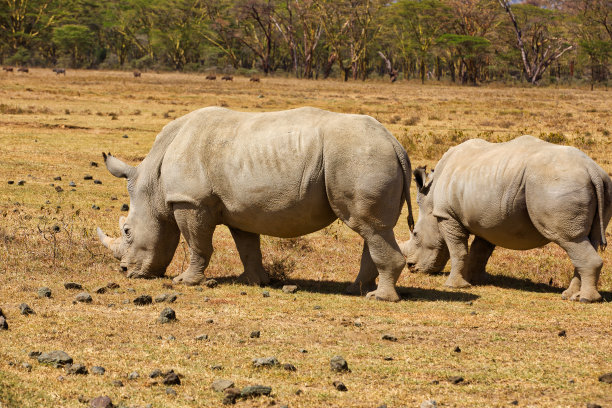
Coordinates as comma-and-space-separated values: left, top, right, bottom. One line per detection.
53, 68, 66, 75
133, 71, 141, 77
17, 67, 29, 73
97, 107, 415, 302
401, 135, 612, 303
3, 67, 13, 72
250, 77, 260, 82
221, 75, 233, 81
205, 74, 216, 80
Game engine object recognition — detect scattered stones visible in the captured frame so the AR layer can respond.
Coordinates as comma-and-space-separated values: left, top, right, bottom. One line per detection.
93, 180, 102, 185
120, 204, 129, 211
448, 376, 464, 384
420, 400, 437, 408
330, 355, 350, 372
155, 293, 177, 303
38, 287, 52, 298
212, 379, 235, 392
75, 292, 93, 303
28, 351, 41, 358
282, 285, 298, 294
84, 175, 93, 180
598, 372, 612, 384
454, 346, 462, 353
55, 186, 64, 193
283, 363, 297, 372
112, 380, 124, 387
94, 286, 107, 294
241, 385, 272, 398
252, 357, 279, 368
64, 282, 82, 290
107, 282, 120, 289
38, 350, 73, 367
382, 334, 397, 342
19, 303, 34, 315
558, 330, 567, 337
250, 330, 261, 338
223, 387, 241, 405
333, 381, 347, 391
128, 371, 139, 380
67, 363, 88, 375
195, 334, 209, 341
205, 279, 218, 288
133, 295, 153, 305
91, 366, 106, 375
17, 180, 25, 186
158, 307, 176, 323
166, 387, 177, 396
262, 291, 270, 298
149, 369, 162, 378
90, 396, 113, 408
162, 370, 181, 385
69, 181, 76, 187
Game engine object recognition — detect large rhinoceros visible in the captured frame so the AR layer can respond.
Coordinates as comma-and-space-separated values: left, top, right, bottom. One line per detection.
97, 107, 414, 301
401, 135, 611, 302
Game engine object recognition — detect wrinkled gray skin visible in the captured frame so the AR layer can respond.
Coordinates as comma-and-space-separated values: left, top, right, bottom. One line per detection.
400, 136, 611, 302
97, 107, 414, 302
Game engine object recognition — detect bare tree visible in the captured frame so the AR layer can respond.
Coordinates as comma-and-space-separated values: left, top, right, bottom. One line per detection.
377, 51, 398, 81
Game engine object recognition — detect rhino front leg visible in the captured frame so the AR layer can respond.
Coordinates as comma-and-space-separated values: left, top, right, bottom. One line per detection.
559, 238, 603, 303
229, 227, 270, 285
346, 243, 378, 295
363, 229, 405, 302
439, 219, 471, 288
467, 237, 495, 284
561, 269, 581, 300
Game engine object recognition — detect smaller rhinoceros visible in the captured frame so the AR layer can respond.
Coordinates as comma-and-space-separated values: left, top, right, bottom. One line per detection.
401, 135, 611, 302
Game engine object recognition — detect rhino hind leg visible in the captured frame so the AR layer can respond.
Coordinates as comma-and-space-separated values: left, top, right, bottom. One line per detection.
558, 238, 603, 303
361, 229, 405, 302
345, 243, 378, 296
466, 237, 495, 284
439, 219, 472, 288
229, 228, 270, 286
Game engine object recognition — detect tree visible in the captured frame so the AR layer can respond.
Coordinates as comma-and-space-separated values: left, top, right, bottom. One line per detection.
52, 24, 94, 66
233, 0, 279, 74
0, 0, 58, 55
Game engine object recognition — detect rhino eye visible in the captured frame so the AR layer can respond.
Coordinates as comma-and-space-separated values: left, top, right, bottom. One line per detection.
123, 226, 131, 236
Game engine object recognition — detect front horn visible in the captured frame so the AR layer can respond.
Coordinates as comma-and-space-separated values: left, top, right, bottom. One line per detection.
97, 227, 123, 260
102, 152, 135, 179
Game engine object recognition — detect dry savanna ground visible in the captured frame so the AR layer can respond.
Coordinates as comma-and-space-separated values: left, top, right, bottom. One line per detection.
0, 69, 611, 408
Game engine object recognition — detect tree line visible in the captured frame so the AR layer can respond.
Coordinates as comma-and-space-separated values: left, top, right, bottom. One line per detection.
0, 0, 610, 85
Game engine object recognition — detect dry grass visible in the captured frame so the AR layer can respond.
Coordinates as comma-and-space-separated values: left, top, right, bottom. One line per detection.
0, 69, 610, 408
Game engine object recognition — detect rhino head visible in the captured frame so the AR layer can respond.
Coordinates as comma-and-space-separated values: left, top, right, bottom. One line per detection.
400, 166, 450, 274
96, 153, 180, 278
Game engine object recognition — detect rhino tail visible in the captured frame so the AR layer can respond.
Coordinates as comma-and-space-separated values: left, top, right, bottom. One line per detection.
587, 164, 607, 251
390, 137, 414, 232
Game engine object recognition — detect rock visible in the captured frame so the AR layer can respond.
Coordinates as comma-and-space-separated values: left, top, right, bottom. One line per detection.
28, 351, 41, 358
38, 287, 52, 298
22, 362, 32, 371
205, 279, 218, 288
54, 176, 62, 181
454, 346, 461, 353
206, 318, 214, 323
75, 292, 93, 303
212, 379, 235, 392
598, 372, 612, 384
298, 349, 307, 353
91, 366, 106, 375
223, 388, 241, 405
78, 395, 88, 404
84, 175, 93, 180
90, 161, 98, 167
158, 307, 176, 323
69, 181, 76, 187
510, 401, 518, 406
195, 334, 208, 341
120, 204, 129, 211
166, 335, 175, 341
7, 180, 14, 185
354, 319, 362, 327
241, 385, 272, 398
587, 404, 602, 408
211, 365, 223, 370
252, 357, 279, 368
64, 282, 82, 290
282, 285, 298, 294
420, 400, 437, 408
128, 371, 139, 380
92, 205, 100, 210
333, 381, 347, 391
381, 334, 397, 342
126, 288, 136, 293
18, 180, 25, 186
262, 291, 270, 298
112, 380, 124, 387
38, 350, 73, 367
448, 376, 464, 384
122, 134, 129, 138
250, 330, 260, 338
94, 286, 107, 294
162, 371, 181, 385
90, 396, 113, 408
383, 356, 394, 361
240, 291, 247, 295
106, 282, 120, 289
19, 303, 35, 315
330, 355, 349, 372
166, 388, 177, 396
55, 186, 63, 193
558, 330, 567, 337
149, 369, 162, 378
155, 293, 177, 303
67, 363, 88, 375
93, 180, 102, 185
133, 295, 152, 305
283, 363, 297, 372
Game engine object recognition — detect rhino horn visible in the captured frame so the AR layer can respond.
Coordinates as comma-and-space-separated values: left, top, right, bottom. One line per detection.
97, 227, 123, 259
102, 152, 135, 179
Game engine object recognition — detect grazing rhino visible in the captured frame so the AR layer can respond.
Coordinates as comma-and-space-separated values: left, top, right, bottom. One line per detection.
401, 135, 611, 302
97, 107, 414, 301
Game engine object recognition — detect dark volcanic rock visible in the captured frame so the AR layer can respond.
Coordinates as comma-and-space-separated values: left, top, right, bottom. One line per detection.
0, 316, 8, 330
333, 381, 347, 391
120, 204, 129, 211
91, 366, 106, 375
133, 295, 152, 305
158, 307, 176, 323
84, 175, 93, 180
212, 379, 235, 392
283, 363, 297, 372
165, 388, 177, 396
587, 403, 602, 408
558, 330, 567, 337
17, 180, 25, 186
149, 369, 162, 378
223, 388, 241, 405
195, 334, 208, 341
38, 350, 73, 367
262, 290, 270, 298
448, 376, 464, 384
93, 179, 102, 185
382, 334, 397, 342
19, 303, 35, 315
330, 355, 350, 372
250, 330, 260, 338
90, 396, 113, 408
112, 380, 124, 387
106, 282, 120, 289
28, 351, 41, 358
94, 286, 107, 294
454, 346, 461, 353
75, 292, 93, 303
69, 181, 76, 187
252, 357, 279, 368
241, 385, 272, 398
67, 363, 88, 375
599, 372, 612, 384
38, 287, 52, 298
162, 371, 181, 385
64, 282, 82, 290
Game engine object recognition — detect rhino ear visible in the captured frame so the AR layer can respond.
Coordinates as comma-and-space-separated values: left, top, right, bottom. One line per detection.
413, 166, 428, 193
103, 152, 135, 179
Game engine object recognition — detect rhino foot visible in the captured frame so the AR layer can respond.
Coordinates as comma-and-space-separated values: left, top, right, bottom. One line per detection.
365, 288, 400, 302
173, 271, 205, 286
237, 270, 270, 286
444, 275, 472, 289
345, 281, 377, 296
569, 290, 602, 303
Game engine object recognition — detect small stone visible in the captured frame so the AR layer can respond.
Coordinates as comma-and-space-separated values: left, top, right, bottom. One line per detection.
52, 225, 61, 233
212, 379, 235, 392
598, 372, 612, 383
313, 305, 321, 309
67, 363, 88, 375
206, 318, 214, 323
283, 363, 297, 371
333, 381, 347, 391
90, 161, 98, 167
90, 396, 113, 408
106, 282, 120, 289
91, 366, 106, 375
298, 348, 307, 353
262, 291, 270, 298
133, 295, 152, 305
69, 181, 76, 187
558, 330, 567, 337
28, 351, 41, 358
382, 334, 397, 342
7, 180, 14, 185
383, 356, 394, 361
166, 335, 175, 340
128, 371, 139, 380
240, 291, 247, 295
158, 307, 176, 323
211, 365, 223, 370
149, 369, 162, 378
354, 319, 362, 327
38, 350, 73, 366
282, 285, 298, 294
75, 292, 93, 303
57, 375, 64, 381
330, 355, 349, 372
38, 287, 52, 298
122, 134, 129, 138
112, 380, 124, 387
252, 357, 279, 368
93, 180, 102, 185
110, 195, 117, 200
64, 282, 82, 290
420, 400, 437, 408
19, 303, 35, 315
22, 362, 32, 371
166, 387, 177, 396
250, 330, 260, 338
84, 175, 93, 180
120, 204, 129, 211
510, 401, 518, 406
454, 346, 461, 353
587, 404, 602, 408
55, 186, 64, 193
223, 388, 241, 405
205, 279, 218, 288
195, 334, 208, 341
470, 311, 477, 315
18, 180, 26, 186
54, 176, 62, 181
126, 288, 136, 293
92, 205, 100, 210
241, 385, 272, 398
162, 371, 181, 385
78, 395, 88, 404
449, 376, 464, 384
94, 286, 107, 294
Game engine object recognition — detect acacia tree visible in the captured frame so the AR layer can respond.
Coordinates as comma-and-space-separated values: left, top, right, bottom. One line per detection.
0, 0, 58, 57
233, 0, 279, 74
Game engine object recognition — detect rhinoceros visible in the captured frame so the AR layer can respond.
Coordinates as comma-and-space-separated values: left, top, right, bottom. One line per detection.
97, 107, 414, 301
401, 135, 611, 302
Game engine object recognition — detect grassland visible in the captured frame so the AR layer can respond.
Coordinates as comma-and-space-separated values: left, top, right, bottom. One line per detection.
0, 69, 610, 408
